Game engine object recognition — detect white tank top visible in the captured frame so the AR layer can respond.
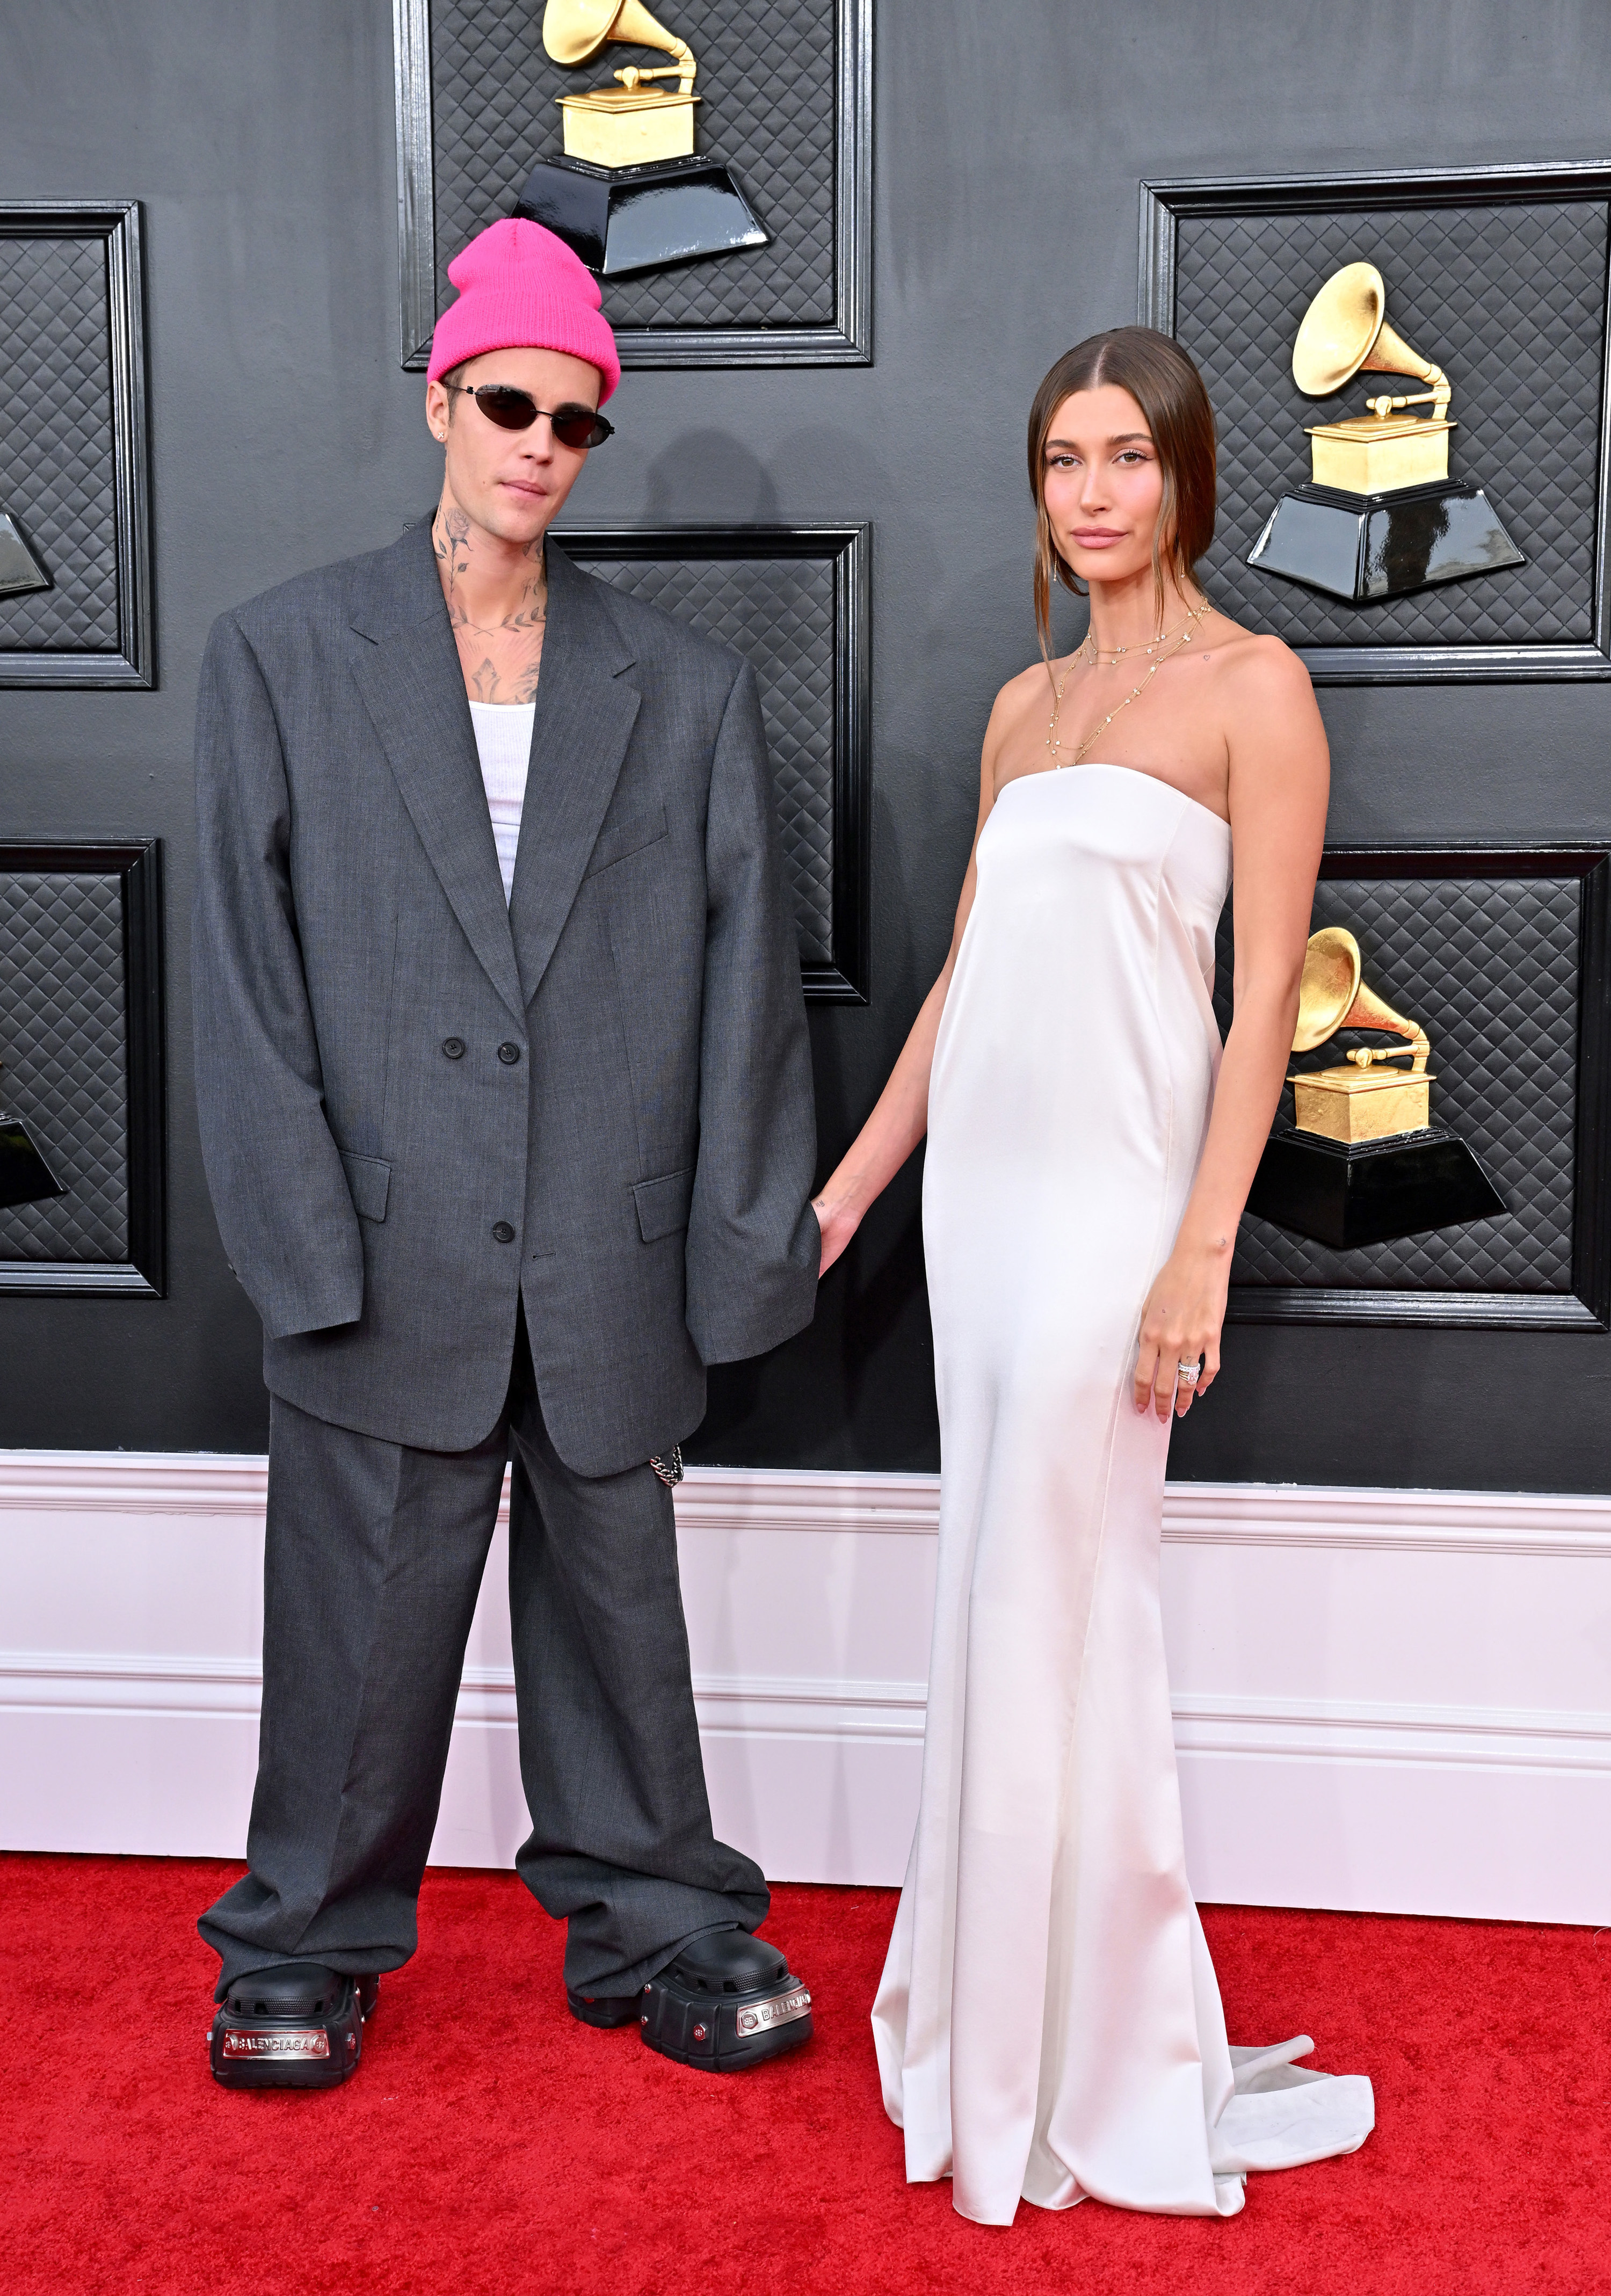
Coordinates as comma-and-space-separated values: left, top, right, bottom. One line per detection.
467, 699, 535, 903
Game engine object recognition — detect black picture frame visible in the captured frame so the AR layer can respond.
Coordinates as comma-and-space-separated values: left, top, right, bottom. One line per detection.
0, 201, 153, 691
393, 0, 872, 371
0, 840, 165, 1296
1225, 845, 1610, 1332
1138, 162, 1611, 684
556, 521, 870, 1001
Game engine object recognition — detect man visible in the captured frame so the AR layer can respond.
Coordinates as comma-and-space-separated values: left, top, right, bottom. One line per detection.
192, 218, 820, 2087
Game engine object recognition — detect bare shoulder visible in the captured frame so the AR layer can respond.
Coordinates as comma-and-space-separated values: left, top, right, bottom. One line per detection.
1203, 615, 1315, 706
994, 656, 1056, 722
981, 656, 1055, 760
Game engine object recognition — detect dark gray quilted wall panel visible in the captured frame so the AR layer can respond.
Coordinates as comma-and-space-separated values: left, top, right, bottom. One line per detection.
0, 872, 129, 1261
1177, 200, 1608, 646
1213, 875, 1579, 1291
0, 234, 120, 655
575, 553, 835, 961
430, 0, 836, 331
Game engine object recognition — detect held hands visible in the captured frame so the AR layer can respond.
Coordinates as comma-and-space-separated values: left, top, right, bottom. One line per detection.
1133, 1234, 1232, 1422
812, 1193, 861, 1278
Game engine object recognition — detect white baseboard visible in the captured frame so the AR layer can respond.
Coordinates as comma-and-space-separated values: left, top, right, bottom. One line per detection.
2, 1453, 1608, 1921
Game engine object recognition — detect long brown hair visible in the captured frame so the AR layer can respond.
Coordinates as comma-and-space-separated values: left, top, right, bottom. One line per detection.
1027, 327, 1217, 660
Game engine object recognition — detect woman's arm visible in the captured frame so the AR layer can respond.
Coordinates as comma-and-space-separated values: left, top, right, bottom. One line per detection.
812, 701, 1006, 1274
1132, 640, 1329, 1421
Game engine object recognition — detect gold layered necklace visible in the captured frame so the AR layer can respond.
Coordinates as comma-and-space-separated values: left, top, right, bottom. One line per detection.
1046, 597, 1213, 770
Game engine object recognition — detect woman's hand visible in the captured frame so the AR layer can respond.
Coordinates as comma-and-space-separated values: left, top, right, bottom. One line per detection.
813, 1193, 862, 1278
1133, 1235, 1232, 1421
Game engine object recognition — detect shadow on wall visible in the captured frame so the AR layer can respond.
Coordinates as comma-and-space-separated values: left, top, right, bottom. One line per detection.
636, 430, 783, 526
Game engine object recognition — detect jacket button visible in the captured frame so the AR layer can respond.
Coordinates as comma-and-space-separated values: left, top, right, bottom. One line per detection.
491, 1221, 516, 1244
442, 1037, 466, 1059
497, 1042, 522, 1065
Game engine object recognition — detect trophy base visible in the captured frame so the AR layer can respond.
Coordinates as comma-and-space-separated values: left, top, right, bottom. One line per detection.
1245, 1123, 1506, 1250
1290, 1063, 1431, 1144
1247, 479, 1525, 602
1306, 415, 1453, 495
557, 89, 697, 171
0, 511, 50, 598
0, 1116, 67, 1211
513, 156, 768, 278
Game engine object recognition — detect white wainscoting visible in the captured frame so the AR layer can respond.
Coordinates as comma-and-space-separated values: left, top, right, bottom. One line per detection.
1, 1452, 1608, 1922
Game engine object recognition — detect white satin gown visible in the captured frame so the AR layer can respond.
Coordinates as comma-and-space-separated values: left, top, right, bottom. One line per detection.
872, 764, 1374, 2225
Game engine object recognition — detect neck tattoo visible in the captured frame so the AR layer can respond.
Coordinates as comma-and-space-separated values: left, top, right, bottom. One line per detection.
433, 504, 549, 705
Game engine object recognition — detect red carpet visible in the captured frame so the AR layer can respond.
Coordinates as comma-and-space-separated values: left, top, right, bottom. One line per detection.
2, 1855, 1605, 2295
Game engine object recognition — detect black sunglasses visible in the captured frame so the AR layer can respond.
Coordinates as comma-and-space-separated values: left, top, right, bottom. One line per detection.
442, 383, 613, 449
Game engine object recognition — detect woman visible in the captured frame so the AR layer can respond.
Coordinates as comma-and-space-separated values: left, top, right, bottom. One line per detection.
814, 330, 1374, 2225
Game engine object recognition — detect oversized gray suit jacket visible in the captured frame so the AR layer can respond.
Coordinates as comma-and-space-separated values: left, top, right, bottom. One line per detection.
192, 525, 819, 1473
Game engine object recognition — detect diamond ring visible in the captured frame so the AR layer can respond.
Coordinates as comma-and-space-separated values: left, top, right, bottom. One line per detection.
1176, 1362, 1200, 1387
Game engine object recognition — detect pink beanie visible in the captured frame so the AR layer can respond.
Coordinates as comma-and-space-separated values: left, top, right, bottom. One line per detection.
427, 217, 621, 402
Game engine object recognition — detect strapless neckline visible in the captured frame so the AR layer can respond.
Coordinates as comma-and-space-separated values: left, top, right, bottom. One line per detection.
997, 760, 1230, 835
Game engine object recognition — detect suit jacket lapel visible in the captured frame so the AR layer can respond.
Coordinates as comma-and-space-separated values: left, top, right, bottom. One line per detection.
349, 525, 525, 1025
507, 543, 641, 1006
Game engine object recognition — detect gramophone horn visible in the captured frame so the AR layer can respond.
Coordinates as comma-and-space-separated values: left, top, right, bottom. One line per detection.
1291, 261, 1449, 409
1291, 926, 1430, 1071
543, 0, 621, 63
1291, 926, 1361, 1049
542, 0, 695, 82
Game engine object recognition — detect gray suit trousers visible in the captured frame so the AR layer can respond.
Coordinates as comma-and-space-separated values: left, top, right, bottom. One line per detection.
199, 1326, 767, 1997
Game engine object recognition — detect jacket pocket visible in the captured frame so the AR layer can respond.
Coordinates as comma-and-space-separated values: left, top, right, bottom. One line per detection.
339, 1150, 391, 1222
633, 1166, 693, 1243
585, 803, 669, 878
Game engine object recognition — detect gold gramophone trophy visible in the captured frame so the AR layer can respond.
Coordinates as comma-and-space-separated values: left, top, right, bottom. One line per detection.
1243, 927, 1505, 1248
513, 0, 768, 278
1247, 261, 1525, 602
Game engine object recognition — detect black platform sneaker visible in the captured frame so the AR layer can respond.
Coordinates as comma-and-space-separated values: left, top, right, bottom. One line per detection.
209, 1962, 379, 2089
639, 1928, 812, 2073
566, 1987, 644, 2030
